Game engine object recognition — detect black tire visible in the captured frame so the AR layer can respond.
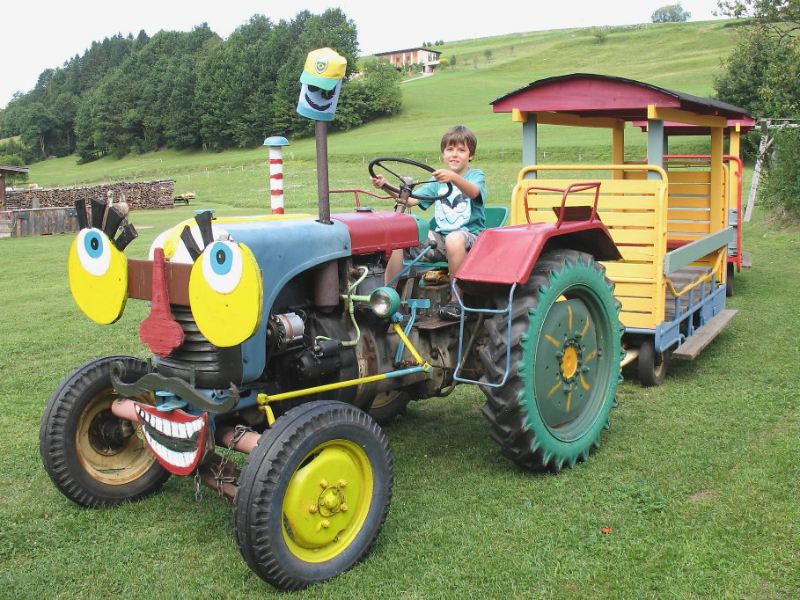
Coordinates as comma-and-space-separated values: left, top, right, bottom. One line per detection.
480, 250, 622, 472
726, 262, 735, 297
40, 356, 170, 507
637, 338, 669, 387
233, 401, 393, 591
368, 390, 411, 425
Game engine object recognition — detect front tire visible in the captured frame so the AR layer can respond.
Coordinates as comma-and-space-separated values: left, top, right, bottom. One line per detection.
480, 250, 622, 472
234, 401, 393, 591
40, 356, 170, 507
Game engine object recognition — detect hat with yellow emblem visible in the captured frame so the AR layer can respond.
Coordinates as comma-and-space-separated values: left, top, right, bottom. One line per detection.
300, 47, 347, 90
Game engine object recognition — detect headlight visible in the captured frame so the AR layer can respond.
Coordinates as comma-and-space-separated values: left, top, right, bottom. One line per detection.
369, 286, 401, 318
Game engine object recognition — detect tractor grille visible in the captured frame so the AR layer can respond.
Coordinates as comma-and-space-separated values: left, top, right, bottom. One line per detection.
155, 305, 243, 389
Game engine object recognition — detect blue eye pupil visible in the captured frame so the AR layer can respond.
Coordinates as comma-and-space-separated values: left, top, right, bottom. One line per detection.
211, 243, 232, 275
84, 232, 103, 258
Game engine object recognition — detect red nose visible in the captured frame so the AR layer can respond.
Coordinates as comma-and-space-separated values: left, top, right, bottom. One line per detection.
139, 247, 185, 357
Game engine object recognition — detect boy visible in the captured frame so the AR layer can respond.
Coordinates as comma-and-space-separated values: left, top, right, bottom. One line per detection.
371, 125, 487, 320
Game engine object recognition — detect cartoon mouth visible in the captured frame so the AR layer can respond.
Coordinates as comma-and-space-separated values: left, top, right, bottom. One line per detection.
135, 403, 209, 476
305, 93, 333, 111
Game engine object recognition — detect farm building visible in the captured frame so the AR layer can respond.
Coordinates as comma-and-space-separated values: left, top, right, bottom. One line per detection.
0, 163, 29, 210
373, 47, 442, 73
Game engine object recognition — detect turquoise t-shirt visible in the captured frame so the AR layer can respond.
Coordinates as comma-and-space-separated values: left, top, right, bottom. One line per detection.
416, 167, 487, 236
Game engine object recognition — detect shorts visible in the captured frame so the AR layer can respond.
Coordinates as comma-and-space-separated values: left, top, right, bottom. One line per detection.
406, 229, 478, 262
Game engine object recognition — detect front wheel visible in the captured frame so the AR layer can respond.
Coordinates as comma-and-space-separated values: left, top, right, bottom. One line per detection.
39, 356, 170, 507
480, 250, 623, 472
233, 401, 393, 591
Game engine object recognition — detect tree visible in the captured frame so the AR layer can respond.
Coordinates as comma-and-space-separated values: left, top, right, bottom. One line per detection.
335, 57, 401, 130
590, 27, 610, 43
4, 9, 385, 159
652, 3, 692, 22
715, 0, 800, 217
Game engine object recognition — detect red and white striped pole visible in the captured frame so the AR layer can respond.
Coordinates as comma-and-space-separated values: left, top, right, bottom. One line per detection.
263, 136, 290, 214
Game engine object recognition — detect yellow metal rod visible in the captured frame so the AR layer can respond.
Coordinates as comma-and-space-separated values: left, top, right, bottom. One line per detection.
392, 322, 427, 366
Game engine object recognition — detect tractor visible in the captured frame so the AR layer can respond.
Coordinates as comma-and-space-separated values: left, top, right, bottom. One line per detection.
40, 156, 623, 590
39, 54, 624, 591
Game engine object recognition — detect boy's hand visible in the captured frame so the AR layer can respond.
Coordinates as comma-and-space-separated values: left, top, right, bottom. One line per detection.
431, 169, 452, 183
371, 175, 387, 190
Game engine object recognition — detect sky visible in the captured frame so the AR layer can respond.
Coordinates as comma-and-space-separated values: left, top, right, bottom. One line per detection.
1, 0, 725, 109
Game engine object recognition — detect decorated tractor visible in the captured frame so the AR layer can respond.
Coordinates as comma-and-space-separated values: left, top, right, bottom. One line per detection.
39, 52, 625, 591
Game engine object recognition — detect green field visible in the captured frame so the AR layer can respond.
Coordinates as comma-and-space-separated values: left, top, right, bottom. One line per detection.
2, 19, 799, 599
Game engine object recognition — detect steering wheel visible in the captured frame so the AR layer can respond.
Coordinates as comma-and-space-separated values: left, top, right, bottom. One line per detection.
368, 157, 453, 201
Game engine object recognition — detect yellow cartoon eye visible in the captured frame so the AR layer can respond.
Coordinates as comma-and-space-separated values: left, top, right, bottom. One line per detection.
68, 228, 128, 324
188, 240, 263, 347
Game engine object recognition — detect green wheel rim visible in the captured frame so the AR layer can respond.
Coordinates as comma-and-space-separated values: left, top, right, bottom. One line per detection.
534, 298, 601, 440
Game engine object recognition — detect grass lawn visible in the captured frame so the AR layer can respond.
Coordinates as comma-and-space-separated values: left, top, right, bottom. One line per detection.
1, 186, 798, 597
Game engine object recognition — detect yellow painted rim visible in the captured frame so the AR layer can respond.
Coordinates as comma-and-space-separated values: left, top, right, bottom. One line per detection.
281, 439, 374, 563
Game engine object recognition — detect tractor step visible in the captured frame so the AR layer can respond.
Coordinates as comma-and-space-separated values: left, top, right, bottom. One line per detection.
672, 309, 738, 360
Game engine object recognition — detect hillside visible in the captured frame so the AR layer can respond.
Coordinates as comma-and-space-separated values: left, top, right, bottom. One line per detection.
24, 19, 743, 205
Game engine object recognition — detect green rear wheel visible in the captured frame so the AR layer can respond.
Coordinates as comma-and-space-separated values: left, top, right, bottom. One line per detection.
480, 250, 623, 472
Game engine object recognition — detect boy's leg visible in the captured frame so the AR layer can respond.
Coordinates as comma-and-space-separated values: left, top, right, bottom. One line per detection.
444, 233, 468, 299
439, 231, 476, 320
385, 249, 404, 285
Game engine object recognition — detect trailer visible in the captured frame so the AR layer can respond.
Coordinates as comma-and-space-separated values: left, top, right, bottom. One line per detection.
491, 73, 755, 385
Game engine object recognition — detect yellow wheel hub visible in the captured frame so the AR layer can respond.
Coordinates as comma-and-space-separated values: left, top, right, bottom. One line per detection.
561, 345, 579, 379
282, 440, 373, 562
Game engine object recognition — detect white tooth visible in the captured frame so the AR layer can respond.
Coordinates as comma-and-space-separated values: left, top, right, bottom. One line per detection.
164, 447, 179, 466
175, 451, 190, 468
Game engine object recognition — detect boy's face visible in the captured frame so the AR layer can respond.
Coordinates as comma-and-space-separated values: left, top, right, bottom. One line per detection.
442, 141, 473, 175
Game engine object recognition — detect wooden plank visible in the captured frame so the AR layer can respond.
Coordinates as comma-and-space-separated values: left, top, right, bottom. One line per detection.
672, 309, 737, 360
604, 262, 659, 280
618, 296, 659, 312
128, 258, 192, 306
666, 221, 712, 235
616, 246, 656, 261
609, 229, 661, 245
667, 197, 713, 210
611, 280, 658, 297
618, 312, 660, 330
668, 171, 711, 184
667, 208, 713, 221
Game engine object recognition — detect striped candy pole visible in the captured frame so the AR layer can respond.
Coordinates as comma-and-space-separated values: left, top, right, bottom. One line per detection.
263, 136, 290, 214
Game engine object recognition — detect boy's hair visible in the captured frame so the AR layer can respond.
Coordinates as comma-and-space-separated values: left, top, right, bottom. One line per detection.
440, 125, 477, 156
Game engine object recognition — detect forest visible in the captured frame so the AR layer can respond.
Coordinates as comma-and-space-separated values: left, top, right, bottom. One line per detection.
0, 9, 402, 164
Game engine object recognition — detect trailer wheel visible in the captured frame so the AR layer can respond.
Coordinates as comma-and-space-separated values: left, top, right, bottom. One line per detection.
39, 356, 170, 507
480, 250, 622, 472
637, 338, 669, 387
234, 401, 393, 591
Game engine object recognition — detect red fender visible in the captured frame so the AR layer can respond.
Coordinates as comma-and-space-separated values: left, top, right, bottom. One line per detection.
456, 220, 621, 285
